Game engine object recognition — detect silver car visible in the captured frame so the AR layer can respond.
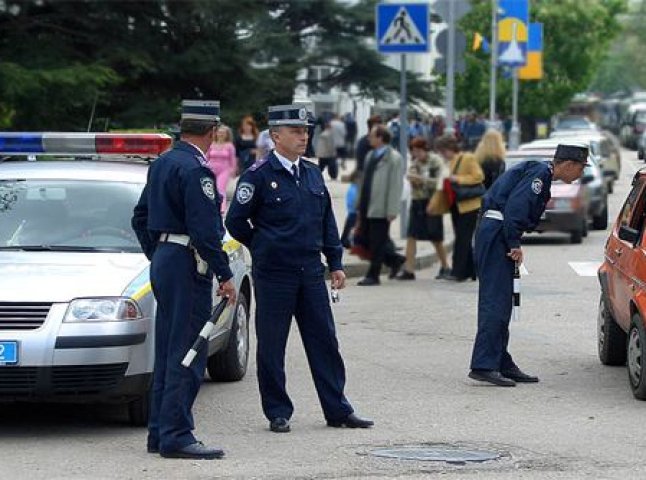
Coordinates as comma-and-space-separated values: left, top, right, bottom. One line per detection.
0, 133, 252, 425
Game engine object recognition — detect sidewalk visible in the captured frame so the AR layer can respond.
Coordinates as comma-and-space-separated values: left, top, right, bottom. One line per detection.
226, 158, 454, 279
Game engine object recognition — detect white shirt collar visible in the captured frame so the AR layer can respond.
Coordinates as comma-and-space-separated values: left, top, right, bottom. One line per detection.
273, 150, 300, 174
184, 140, 208, 163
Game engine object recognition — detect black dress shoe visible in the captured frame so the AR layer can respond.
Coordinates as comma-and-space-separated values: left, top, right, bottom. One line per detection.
357, 277, 380, 286
435, 267, 451, 279
160, 441, 225, 460
327, 413, 374, 428
468, 369, 516, 387
389, 256, 406, 279
501, 366, 539, 383
269, 417, 291, 433
147, 444, 159, 454
395, 270, 415, 280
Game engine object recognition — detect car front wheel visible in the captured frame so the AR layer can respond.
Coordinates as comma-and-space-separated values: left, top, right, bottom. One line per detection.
207, 291, 250, 382
628, 314, 646, 400
597, 295, 626, 366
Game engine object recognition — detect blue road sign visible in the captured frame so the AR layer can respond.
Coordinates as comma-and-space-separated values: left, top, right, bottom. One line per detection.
377, 3, 429, 54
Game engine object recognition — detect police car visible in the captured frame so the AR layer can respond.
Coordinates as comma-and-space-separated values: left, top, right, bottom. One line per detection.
0, 133, 252, 425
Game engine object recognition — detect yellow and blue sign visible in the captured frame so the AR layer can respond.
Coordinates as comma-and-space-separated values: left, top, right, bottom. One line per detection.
497, 0, 528, 67
376, 3, 429, 54
519, 23, 543, 80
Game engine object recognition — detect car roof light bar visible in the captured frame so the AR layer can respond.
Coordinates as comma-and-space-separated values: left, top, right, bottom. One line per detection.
0, 133, 173, 156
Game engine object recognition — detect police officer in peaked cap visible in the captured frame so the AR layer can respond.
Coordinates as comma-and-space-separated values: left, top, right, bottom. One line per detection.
468, 144, 588, 386
132, 100, 236, 459
226, 104, 373, 433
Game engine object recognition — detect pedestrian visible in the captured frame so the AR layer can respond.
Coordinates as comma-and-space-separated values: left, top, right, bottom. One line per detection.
235, 115, 258, 172
226, 104, 373, 433
344, 112, 358, 158
355, 115, 382, 172
206, 124, 237, 212
330, 114, 347, 169
256, 117, 275, 160
315, 120, 338, 180
429, 134, 484, 282
131, 100, 237, 460
474, 129, 506, 190
356, 124, 405, 286
340, 169, 362, 249
396, 137, 450, 280
468, 144, 588, 386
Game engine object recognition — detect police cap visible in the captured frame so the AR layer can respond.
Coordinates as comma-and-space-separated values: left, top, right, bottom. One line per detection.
554, 144, 590, 165
181, 100, 220, 124
268, 104, 311, 127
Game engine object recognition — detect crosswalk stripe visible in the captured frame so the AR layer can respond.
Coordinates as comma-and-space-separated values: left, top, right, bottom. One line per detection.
568, 261, 601, 277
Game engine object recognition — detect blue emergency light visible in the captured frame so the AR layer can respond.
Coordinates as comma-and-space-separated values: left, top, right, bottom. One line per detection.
0, 133, 173, 156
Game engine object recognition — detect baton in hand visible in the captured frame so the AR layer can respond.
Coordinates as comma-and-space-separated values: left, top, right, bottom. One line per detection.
181, 297, 229, 368
513, 261, 521, 322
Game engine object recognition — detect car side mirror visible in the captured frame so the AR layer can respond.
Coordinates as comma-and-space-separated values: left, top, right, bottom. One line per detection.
618, 225, 640, 244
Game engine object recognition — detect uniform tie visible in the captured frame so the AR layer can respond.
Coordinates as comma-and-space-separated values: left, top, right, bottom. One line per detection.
291, 163, 300, 181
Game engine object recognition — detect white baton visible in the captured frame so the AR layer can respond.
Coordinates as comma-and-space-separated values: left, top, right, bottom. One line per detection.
513, 261, 521, 322
182, 297, 229, 368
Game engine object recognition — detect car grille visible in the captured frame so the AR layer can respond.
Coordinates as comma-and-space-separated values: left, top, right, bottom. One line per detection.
0, 302, 52, 330
0, 363, 128, 396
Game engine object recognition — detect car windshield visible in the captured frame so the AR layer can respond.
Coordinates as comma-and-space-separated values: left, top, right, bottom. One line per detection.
555, 117, 591, 130
0, 179, 143, 252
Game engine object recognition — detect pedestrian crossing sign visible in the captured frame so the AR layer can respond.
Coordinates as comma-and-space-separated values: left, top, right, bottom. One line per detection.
377, 3, 429, 53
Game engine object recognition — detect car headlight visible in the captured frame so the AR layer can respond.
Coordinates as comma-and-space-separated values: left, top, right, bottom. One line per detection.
64, 297, 143, 322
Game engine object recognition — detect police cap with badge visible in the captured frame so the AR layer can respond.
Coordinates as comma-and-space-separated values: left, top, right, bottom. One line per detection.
554, 144, 590, 165
181, 99, 221, 125
267, 104, 313, 127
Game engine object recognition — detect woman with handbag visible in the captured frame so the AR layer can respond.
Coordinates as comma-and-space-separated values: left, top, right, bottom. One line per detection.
429, 135, 484, 282
396, 137, 450, 280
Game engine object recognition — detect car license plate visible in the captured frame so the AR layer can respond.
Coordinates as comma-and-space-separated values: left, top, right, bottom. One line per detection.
0, 341, 18, 365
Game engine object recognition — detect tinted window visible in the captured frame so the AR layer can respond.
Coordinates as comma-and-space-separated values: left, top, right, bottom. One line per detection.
0, 180, 143, 252
618, 179, 645, 230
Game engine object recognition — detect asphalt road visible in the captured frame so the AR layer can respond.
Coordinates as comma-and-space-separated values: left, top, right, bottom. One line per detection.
2, 149, 646, 479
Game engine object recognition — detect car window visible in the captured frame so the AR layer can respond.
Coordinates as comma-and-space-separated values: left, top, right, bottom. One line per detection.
0, 179, 143, 252
618, 178, 646, 232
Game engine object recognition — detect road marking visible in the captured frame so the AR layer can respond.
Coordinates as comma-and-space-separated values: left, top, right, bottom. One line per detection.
568, 261, 601, 277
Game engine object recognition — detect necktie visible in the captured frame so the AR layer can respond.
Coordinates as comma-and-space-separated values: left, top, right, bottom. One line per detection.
291, 163, 300, 181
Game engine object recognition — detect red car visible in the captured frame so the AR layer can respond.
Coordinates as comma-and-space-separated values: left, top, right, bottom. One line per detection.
598, 169, 646, 399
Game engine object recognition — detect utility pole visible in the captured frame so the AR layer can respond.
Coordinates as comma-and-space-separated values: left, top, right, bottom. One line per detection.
399, 54, 409, 238
489, 0, 498, 125
445, 0, 456, 135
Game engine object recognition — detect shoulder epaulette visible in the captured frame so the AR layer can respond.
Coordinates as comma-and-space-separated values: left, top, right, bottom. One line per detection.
250, 157, 269, 171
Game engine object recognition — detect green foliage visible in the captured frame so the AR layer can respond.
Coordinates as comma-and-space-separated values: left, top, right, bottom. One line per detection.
456, 0, 626, 118
0, 0, 436, 131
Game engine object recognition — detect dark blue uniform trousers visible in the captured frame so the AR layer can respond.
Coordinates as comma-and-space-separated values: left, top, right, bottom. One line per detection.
470, 218, 518, 372
252, 267, 353, 422
148, 243, 211, 453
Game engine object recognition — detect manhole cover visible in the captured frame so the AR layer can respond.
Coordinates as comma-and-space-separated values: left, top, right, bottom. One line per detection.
369, 445, 500, 464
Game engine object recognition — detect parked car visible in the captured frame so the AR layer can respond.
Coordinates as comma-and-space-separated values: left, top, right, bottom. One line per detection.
553, 115, 597, 132
598, 169, 646, 399
517, 142, 608, 232
0, 133, 252, 425
548, 130, 621, 193
619, 103, 646, 149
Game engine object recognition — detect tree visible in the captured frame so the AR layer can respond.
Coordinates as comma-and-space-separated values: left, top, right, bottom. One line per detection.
0, 0, 437, 131
454, 0, 626, 119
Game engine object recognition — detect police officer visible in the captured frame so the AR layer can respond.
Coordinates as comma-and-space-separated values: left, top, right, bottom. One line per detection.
226, 104, 373, 433
468, 144, 588, 386
132, 100, 236, 459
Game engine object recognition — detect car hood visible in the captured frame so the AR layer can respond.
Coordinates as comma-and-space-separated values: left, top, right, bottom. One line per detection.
0, 252, 148, 303
551, 182, 581, 198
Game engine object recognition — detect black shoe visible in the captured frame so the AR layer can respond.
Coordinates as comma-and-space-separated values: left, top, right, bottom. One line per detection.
357, 277, 380, 286
327, 413, 374, 428
501, 366, 539, 383
443, 274, 468, 282
160, 441, 225, 460
468, 369, 516, 387
389, 256, 406, 279
395, 270, 415, 280
269, 417, 291, 433
435, 267, 451, 280
147, 444, 159, 454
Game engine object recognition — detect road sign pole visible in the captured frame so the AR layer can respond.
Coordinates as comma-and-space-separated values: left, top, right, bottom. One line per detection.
509, 67, 521, 149
489, 0, 498, 125
399, 53, 409, 239
444, 0, 456, 135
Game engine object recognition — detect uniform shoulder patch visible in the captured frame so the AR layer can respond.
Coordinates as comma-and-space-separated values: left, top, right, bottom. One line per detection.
200, 177, 216, 200
531, 178, 543, 195
236, 182, 255, 204
250, 157, 269, 171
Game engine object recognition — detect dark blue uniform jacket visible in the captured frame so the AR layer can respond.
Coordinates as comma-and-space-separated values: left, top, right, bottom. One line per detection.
481, 160, 553, 249
225, 153, 343, 273
132, 141, 232, 282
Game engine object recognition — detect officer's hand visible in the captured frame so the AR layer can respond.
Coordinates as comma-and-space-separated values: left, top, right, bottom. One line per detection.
507, 248, 523, 263
330, 270, 346, 290
217, 279, 237, 305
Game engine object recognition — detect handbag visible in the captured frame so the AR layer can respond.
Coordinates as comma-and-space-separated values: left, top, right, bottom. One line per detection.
349, 225, 371, 260
451, 154, 485, 201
